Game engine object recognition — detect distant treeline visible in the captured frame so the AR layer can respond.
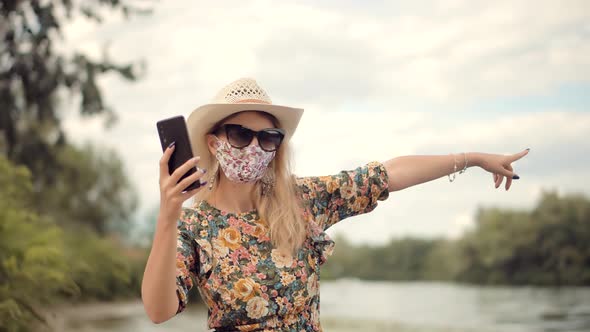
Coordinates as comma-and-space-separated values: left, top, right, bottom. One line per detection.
323, 190, 590, 286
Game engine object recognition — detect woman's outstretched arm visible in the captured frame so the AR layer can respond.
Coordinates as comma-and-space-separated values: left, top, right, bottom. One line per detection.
382, 149, 530, 192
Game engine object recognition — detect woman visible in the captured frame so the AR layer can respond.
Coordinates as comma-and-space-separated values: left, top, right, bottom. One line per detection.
141, 78, 530, 331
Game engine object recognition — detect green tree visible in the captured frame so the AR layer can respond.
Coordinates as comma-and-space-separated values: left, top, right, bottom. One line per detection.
377, 237, 434, 280
1, 2, 151, 329
39, 142, 138, 235
0, 156, 77, 332
527, 190, 590, 285
455, 207, 534, 284
422, 239, 460, 281
0, 151, 144, 330
0, 0, 147, 212
455, 190, 590, 286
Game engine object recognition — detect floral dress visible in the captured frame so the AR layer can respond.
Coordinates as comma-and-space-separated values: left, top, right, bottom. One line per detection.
175, 161, 390, 331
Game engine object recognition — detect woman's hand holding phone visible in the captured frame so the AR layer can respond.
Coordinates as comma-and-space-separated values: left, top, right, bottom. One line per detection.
158, 142, 207, 223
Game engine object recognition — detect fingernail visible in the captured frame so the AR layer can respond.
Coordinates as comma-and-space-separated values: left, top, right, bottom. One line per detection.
512, 174, 520, 180
525, 148, 530, 151
200, 181, 208, 186
202, 168, 207, 173
168, 141, 176, 148
192, 156, 200, 164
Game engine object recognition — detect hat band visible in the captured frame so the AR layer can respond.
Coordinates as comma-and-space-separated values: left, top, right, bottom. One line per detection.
234, 99, 271, 104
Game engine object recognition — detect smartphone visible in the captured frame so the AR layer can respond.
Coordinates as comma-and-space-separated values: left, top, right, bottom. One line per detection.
156, 115, 201, 192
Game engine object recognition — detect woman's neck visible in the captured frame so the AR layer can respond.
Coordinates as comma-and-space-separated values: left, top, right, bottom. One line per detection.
210, 172, 257, 214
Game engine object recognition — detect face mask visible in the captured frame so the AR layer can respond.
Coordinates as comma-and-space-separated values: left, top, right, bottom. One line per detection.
214, 138, 276, 183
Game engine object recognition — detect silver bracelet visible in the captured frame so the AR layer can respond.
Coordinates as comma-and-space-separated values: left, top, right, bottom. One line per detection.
448, 153, 458, 182
448, 152, 468, 182
459, 152, 468, 174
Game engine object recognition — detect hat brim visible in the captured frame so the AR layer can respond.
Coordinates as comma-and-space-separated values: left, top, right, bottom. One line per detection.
186, 103, 304, 169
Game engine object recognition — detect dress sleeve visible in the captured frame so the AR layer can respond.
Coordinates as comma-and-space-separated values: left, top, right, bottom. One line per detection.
175, 207, 199, 315
295, 160, 390, 231
175, 207, 214, 315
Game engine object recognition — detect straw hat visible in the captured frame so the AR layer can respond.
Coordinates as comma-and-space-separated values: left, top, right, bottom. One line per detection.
186, 78, 304, 169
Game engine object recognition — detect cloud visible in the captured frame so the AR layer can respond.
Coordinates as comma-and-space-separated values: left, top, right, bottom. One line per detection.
61, 0, 590, 108
251, 0, 590, 106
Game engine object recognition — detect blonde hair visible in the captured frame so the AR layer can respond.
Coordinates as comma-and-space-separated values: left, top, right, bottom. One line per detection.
190, 112, 307, 256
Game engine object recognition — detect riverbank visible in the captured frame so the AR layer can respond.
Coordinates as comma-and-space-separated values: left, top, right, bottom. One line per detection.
38, 298, 149, 332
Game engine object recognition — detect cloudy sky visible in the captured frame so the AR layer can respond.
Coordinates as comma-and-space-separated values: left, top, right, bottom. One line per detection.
61, 0, 589, 245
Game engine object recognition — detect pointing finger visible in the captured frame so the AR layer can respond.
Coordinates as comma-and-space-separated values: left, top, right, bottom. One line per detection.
511, 148, 530, 162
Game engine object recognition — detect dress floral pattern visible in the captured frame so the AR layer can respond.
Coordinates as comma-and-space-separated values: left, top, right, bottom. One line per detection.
175, 161, 390, 331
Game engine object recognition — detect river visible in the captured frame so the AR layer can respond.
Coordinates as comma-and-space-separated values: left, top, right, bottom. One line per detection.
55, 280, 590, 332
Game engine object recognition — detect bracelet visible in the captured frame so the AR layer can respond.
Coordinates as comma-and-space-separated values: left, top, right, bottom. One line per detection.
459, 152, 468, 174
448, 153, 458, 182
448, 152, 468, 182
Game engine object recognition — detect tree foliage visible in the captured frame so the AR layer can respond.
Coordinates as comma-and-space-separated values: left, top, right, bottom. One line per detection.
0, 1, 149, 330
0, 155, 148, 331
0, 0, 146, 195
457, 190, 590, 285
0, 157, 76, 332
38, 142, 138, 234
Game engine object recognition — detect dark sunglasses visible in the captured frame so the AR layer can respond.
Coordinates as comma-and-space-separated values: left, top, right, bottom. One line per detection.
213, 124, 285, 152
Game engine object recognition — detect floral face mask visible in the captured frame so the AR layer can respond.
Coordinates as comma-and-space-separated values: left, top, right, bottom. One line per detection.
214, 138, 275, 183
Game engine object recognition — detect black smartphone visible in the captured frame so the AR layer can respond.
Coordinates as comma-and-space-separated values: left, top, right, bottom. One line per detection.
156, 115, 201, 192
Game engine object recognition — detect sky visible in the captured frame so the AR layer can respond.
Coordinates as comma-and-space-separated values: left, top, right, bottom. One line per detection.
60, 0, 590, 245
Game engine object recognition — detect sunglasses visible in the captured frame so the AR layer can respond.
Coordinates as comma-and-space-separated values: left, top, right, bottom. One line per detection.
213, 124, 285, 152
